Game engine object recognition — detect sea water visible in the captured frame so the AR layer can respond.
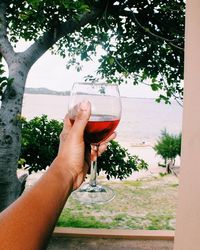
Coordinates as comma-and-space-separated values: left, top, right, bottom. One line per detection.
22, 93, 182, 147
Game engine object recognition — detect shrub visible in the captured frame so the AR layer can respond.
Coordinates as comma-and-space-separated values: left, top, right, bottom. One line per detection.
19, 115, 62, 173
98, 140, 148, 180
19, 115, 148, 180
154, 129, 181, 169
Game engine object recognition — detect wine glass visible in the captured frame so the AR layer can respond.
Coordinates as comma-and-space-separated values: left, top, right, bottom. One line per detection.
68, 82, 122, 204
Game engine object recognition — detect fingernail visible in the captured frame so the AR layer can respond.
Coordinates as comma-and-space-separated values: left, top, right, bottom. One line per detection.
80, 100, 90, 111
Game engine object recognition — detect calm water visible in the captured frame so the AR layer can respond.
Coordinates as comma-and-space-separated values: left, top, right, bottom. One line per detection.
22, 94, 183, 147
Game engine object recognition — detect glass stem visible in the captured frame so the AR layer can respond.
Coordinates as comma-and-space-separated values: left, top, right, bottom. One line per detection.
89, 145, 99, 187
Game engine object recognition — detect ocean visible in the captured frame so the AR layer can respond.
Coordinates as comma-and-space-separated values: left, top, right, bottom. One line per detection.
22, 93, 183, 148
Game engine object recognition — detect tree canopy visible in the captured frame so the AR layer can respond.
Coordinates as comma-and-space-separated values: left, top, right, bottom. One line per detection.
0, 0, 185, 210
3, 0, 185, 104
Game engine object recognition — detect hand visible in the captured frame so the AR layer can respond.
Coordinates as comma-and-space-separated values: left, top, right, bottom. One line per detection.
56, 101, 116, 190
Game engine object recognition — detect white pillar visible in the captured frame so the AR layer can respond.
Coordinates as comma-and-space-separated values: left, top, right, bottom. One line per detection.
174, 1, 200, 250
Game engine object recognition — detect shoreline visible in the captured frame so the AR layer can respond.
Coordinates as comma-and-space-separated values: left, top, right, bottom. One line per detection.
19, 93, 182, 186
18, 145, 175, 188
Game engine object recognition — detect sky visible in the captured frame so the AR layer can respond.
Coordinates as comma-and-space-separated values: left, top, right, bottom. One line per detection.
5, 40, 159, 98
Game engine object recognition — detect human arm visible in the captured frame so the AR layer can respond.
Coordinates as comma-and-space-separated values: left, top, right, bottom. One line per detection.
0, 101, 116, 250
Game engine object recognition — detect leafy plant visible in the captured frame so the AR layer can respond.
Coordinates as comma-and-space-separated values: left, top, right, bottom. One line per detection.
154, 130, 181, 171
98, 141, 148, 180
19, 115, 62, 173
19, 115, 148, 179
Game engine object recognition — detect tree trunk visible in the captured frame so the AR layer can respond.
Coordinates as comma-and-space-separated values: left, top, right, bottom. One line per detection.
0, 0, 103, 212
166, 158, 175, 174
0, 60, 28, 211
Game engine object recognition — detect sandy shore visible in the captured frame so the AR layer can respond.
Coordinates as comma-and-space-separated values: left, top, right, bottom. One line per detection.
18, 144, 180, 188
109, 144, 170, 181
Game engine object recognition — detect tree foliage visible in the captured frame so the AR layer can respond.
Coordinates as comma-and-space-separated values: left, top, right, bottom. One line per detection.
98, 140, 148, 180
19, 115, 61, 172
19, 115, 148, 179
5, 0, 185, 104
154, 130, 181, 167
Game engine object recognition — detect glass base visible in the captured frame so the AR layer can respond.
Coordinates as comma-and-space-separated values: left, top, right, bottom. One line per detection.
72, 182, 115, 204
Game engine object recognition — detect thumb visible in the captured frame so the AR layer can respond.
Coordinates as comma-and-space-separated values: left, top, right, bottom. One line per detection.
71, 101, 91, 138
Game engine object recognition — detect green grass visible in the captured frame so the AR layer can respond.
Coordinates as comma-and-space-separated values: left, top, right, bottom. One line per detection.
57, 174, 179, 230
122, 180, 142, 187
146, 214, 174, 230
57, 210, 111, 228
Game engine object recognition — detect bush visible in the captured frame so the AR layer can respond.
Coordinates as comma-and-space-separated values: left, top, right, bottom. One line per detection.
154, 129, 181, 169
19, 115, 148, 179
19, 115, 62, 173
98, 140, 148, 180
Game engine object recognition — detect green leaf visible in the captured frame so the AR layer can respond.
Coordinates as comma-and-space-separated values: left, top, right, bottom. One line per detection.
108, 57, 115, 65
151, 83, 160, 91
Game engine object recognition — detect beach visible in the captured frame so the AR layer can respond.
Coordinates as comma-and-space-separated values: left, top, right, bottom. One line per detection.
20, 93, 182, 184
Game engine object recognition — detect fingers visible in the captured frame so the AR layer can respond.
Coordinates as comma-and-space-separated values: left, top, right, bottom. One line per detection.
90, 143, 108, 161
59, 115, 73, 143
97, 131, 116, 156
98, 143, 108, 156
62, 114, 73, 133
71, 101, 91, 138
103, 132, 117, 143
90, 132, 117, 160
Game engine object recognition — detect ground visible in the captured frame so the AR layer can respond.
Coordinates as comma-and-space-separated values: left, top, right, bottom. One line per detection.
17, 145, 179, 231
57, 174, 178, 230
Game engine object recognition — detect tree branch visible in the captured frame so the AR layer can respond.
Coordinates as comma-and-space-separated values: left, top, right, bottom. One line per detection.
108, 6, 184, 52
0, 1, 16, 65
131, 11, 184, 51
22, 2, 105, 68
160, 74, 183, 107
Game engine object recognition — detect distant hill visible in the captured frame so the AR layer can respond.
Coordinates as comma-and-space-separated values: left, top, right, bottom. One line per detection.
25, 87, 70, 96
